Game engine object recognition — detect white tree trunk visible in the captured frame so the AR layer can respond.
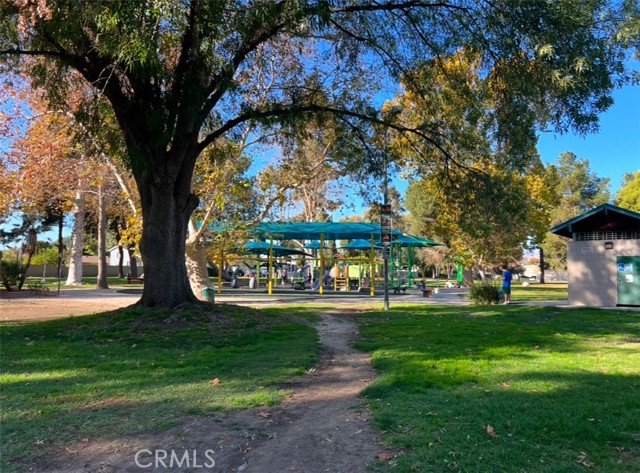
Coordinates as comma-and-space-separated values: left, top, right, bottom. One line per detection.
186, 219, 212, 299
65, 191, 85, 286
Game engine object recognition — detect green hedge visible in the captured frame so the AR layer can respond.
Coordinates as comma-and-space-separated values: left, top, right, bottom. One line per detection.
469, 282, 501, 305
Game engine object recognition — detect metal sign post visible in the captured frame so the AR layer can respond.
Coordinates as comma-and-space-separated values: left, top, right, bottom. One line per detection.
380, 206, 392, 311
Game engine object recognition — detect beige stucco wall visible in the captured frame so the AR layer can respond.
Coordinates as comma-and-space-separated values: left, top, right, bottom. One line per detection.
567, 239, 640, 307
26, 264, 140, 278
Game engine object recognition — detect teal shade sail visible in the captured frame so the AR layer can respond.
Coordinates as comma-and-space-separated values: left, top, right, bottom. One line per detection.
341, 239, 381, 250
237, 241, 310, 257
304, 240, 331, 249
209, 221, 404, 241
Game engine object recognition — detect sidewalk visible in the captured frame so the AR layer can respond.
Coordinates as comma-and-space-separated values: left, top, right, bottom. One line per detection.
6, 286, 634, 324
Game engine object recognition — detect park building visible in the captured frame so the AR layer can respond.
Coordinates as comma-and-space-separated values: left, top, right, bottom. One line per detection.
550, 203, 640, 307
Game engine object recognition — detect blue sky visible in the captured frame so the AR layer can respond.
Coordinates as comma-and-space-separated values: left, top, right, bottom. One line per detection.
537, 84, 640, 195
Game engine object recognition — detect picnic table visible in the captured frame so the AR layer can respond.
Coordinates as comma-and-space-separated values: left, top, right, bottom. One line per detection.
393, 285, 409, 294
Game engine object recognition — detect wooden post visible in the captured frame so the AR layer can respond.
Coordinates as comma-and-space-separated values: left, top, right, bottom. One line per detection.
217, 246, 223, 294
345, 264, 350, 292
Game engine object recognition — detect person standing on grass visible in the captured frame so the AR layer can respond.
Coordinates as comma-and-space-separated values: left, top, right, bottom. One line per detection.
502, 266, 513, 304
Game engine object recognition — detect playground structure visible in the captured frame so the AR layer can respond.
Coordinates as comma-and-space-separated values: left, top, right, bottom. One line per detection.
211, 222, 443, 297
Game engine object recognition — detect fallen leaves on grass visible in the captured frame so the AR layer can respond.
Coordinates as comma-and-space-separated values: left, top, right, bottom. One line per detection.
577, 452, 595, 468
486, 425, 497, 438
377, 452, 394, 461
208, 378, 221, 385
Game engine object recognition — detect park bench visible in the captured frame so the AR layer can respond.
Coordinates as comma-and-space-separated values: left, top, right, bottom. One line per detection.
393, 285, 409, 294
26, 281, 49, 294
126, 275, 145, 284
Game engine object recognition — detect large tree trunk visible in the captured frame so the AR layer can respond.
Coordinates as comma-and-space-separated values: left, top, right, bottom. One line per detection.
137, 176, 199, 308
17, 228, 37, 290
113, 87, 202, 308
0, 251, 10, 290
462, 268, 474, 287
96, 183, 109, 289
128, 246, 139, 277
539, 247, 546, 284
56, 215, 64, 293
185, 218, 212, 299
186, 241, 211, 300
66, 191, 85, 286
112, 218, 125, 278
117, 245, 124, 278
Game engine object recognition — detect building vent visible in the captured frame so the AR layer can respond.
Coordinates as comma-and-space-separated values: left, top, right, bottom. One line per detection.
574, 231, 640, 241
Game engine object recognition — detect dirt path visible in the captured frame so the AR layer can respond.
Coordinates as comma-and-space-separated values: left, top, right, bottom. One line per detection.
0, 290, 140, 322
40, 312, 390, 473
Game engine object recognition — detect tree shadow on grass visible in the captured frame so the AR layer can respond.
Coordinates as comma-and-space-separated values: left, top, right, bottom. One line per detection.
0, 306, 319, 472
357, 305, 640, 360
356, 305, 640, 472
364, 370, 640, 472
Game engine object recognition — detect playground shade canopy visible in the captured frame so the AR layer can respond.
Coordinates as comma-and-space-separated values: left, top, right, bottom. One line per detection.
394, 234, 443, 247
209, 222, 442, 246
304, 240, 331, 249
375, 234, 443, 247
210, 222, 402, 240
236, 241, 311, 257
237, 222, 403, 241
341, 239, 382, 250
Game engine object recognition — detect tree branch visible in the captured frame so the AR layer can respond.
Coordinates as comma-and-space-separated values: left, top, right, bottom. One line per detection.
0, 47, 76, 60
200, 1, 291, 120
329, 1, 471, 15
198, 102, 452, 162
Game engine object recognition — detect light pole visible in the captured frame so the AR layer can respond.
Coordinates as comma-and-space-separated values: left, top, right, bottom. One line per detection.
381, 144, 391, 311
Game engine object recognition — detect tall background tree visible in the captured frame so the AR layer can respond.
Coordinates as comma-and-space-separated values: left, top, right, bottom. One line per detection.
392, 49, 560, 276
2, 0, 637, 308
614, 171, 640, 212
540, 151, 611, 271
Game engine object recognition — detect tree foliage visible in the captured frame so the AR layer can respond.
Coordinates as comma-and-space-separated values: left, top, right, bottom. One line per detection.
614, 171, 640, 212
364, 186, 406, 232
2, 0, 637, 308
257, 117, 348, 223
396, 51, 560, 271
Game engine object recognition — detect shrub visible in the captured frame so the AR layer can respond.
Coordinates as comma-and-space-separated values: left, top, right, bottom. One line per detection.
30, 248, 58, 265
469, 283, 500, 305
0, 260, 22, 287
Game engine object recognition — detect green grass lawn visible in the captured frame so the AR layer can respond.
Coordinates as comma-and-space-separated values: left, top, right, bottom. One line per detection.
15, 276, 135, 290
0, 305, 319, 472
356, 304, 640, 472
512, 282, 568, 302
